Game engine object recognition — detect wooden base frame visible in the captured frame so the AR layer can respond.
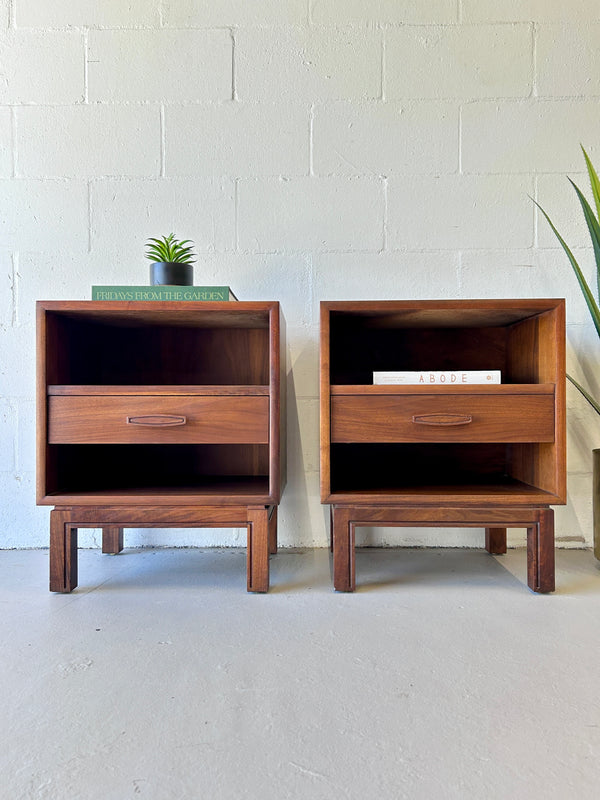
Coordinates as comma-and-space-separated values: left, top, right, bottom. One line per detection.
50, 504, 278, 594
330, 505, 555, 594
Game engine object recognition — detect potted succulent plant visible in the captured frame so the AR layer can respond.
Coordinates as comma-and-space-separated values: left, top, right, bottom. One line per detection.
534, 145, 600, 557
145, 233, 196, 286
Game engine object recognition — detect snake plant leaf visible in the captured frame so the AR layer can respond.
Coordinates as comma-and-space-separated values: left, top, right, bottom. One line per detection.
582, 146, 600, 225
567, 374, 600, 416
568, 176, 600, 302
532, 197, 600, 339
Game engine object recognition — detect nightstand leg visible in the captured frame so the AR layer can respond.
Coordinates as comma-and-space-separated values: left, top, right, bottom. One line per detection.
485, 527, 507, 555
329, 506, 334, 553
268, 506, 278, 555
332, 507, 355, 592
102, 526, 124, 554
50, 509, 78, 593
247, 507, 270, 593
527, 509, 555, 593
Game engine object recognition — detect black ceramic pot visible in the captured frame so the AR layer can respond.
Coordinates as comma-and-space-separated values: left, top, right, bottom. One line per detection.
150, 261, 193, 286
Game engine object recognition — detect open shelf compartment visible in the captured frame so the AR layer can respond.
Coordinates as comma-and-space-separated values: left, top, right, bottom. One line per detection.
327, 442, 562, 505
325, 299, 563, 386
39, 302, 272, 386
320, 300, 566, 505
43, 443, 271, 505
37, 301, 284, 506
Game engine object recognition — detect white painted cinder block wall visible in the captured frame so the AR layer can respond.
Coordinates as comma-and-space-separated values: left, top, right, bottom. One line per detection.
2, 1, 600, 550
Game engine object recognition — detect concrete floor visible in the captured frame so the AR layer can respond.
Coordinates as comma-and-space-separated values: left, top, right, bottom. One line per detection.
2, 546, 600, 800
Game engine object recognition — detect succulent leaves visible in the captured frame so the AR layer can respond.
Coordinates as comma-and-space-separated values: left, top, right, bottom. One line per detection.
145, 233, 196, 264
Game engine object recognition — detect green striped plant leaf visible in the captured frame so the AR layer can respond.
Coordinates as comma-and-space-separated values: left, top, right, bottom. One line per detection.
534, 148, 600, 416
568, 178, 600, 300
532, 197, 600, 339
567, 374, 600, 416
582, 146, 600, 224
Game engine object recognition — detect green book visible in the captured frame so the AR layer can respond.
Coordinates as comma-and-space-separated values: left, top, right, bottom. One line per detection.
91, 286, 238, 301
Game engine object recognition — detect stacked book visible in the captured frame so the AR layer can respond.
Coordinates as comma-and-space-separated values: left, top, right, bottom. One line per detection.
91, 286, 238, 301
373, 370, 501, 385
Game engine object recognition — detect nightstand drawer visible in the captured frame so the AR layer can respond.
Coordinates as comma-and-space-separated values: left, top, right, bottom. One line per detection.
331, 392, 555, 443
48, 395, 269, 444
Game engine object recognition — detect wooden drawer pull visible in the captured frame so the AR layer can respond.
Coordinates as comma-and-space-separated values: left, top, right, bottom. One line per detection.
126, 415, 187, 427
412, 413, 473, 426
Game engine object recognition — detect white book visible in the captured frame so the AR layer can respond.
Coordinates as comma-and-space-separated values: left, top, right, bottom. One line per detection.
373, 370, 501, 385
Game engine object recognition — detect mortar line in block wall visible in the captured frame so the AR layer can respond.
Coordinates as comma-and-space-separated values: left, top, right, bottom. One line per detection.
307, 252, 315, 324
160, 104, 166, 177
12, 399, 19, 473
10, 106, 16, 178
87, 181, 93, 253
380, 26, 386, 101
532, 23, 539, 98
457, 0, 463, 24
309, 104, 314, 176
11, 250, 17, 327
382, 177, 388, 251
458, 104, 463, 174
83, 29, 89, 104
231, 29, 237, 101
234, 178, 240, 252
